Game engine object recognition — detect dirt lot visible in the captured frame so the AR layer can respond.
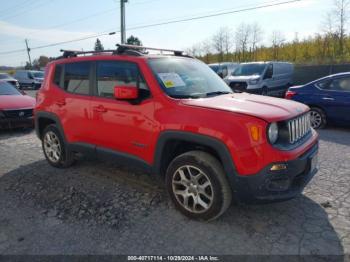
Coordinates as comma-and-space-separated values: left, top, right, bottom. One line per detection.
0, 126, 349, 256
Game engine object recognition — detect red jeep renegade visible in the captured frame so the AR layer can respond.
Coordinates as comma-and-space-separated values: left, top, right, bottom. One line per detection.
35, 45, 319, 221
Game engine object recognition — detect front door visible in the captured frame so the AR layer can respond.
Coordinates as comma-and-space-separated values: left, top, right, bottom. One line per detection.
90, 60, 155, 163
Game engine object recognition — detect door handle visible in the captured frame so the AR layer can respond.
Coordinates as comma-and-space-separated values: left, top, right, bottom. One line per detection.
93, 105, 107, 113
322, 97, 335, 101
55, 100, 66, 107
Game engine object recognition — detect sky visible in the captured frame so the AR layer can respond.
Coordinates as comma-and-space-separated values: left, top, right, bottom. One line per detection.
0, 0, 334, 67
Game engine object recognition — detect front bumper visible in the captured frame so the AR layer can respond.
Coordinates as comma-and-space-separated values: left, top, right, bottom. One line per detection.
0, 117, 34, 129
231, 142, 319, 204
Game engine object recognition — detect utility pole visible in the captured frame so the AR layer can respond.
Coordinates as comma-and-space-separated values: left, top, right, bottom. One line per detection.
120, 0, 128, 44
25, 39, 32, 69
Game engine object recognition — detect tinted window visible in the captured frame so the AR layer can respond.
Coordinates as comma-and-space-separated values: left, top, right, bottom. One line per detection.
329, 77, 350, 92
232, 64, 267, 76
96, 61, 149, 99
33, 71, 44, 78
0, 82, 21, 95
64, 62, 90, 95
53, 65, 63, 87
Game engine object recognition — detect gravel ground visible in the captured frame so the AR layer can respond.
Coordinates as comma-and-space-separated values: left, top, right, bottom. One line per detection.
0, 127, 349, 255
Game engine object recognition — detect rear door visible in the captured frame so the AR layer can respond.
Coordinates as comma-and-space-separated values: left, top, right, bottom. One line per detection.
90, 60, 155, 163
316, 75, 350, 123
52, 61, 93, 143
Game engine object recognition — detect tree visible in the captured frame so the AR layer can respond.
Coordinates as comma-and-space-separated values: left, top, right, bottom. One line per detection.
235, 23, 251, 61
212, 28, 226, 62
126, 35, 142, 46
201, 39, 212, 63
94, 38, 104, 51
250, 23, 263, 61
331, 0, 350, 57
32, 56, 50, 70
271, 30, 285, 59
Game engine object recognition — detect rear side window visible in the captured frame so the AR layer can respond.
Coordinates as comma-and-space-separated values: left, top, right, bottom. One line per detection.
53, 65, 63, 87
64, 62, 90, 95
96, 61, 149, 99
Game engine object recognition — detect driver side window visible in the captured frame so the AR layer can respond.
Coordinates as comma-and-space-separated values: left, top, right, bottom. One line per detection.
96, 61, 150, 99
264, 64, 273, 79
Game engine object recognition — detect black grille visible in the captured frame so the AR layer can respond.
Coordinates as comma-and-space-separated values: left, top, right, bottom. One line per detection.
229, 81, 247, 92
3, 109, 33, 119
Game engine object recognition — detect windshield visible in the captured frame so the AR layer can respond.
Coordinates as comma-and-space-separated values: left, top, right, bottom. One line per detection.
148, 58, 232, 98
232, 64, 266, 76
0, 81, 21, 95
32, 71, 44, 78
0, 74, 11, 79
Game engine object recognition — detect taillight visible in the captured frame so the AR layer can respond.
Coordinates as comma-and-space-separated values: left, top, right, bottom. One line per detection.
285, 90, 297, 99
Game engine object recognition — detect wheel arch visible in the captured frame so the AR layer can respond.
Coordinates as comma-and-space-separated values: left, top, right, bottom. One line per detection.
153, 131, 237, 181
35, 111, 66, 141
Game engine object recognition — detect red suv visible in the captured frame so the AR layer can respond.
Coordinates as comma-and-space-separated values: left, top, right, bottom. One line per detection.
35, 45, 319, 221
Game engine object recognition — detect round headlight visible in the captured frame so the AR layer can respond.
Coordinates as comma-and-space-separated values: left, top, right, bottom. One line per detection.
268, 122, 279, 144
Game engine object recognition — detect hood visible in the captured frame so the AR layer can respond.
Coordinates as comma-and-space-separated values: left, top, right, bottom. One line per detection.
181, 93, 309, 122
0, 95, 36, 110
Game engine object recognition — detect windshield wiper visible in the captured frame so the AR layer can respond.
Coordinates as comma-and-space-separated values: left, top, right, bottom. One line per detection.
170, 94, 204, 99
205, 91, 232, 97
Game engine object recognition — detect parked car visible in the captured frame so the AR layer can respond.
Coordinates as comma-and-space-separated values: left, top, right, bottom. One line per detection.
13, 70, 44, 90
208, 62, 239, 78
0, 80, 35, 129
0, 73, 20, 89
224, 62, 294, 96
285, 72, 350, 129
35, 45, 318, 221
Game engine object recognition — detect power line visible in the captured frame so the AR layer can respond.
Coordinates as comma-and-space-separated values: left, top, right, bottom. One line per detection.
0, 0, 303, 56
0, 0, 52, 21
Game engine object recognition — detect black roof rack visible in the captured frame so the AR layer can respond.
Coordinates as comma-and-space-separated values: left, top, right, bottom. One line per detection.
57, 44, 192, 59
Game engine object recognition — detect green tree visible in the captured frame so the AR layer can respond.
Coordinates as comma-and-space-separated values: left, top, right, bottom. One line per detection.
126, 35, 142, 46
94, 38, 104, 51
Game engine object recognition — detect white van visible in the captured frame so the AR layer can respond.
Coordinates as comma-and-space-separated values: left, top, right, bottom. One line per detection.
224, 62, 294, 96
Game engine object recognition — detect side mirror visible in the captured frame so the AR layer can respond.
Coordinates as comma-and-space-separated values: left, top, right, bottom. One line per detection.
114, 86, 139, 100
21, 90, 27, 95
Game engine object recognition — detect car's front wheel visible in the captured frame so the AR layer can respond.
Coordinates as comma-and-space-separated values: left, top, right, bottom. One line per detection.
42, 125, 75, 168
166, 151, 232, 221
310, 107, 327, 129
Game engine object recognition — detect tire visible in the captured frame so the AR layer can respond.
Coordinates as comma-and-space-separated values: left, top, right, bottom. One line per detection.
310, 107, 327, 129
41, 124, 75, 168
165, 151, 232, 221
261, 87, 268, 96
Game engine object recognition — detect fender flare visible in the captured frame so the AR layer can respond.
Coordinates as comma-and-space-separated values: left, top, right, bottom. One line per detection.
153, 131, 238, 180
35, 111, 66, 141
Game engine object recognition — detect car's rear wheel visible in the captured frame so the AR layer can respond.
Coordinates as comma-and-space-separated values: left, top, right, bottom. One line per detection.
42, 125, 75, 168
166, 151, 232, 221
310, 107, 326, 129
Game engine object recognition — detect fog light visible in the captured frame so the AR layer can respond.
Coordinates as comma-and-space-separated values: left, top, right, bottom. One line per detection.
270, 164, 287, 171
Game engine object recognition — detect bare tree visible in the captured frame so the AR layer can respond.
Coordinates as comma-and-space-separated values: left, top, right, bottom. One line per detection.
221, 27, 233, 61
271, 30, 285, 60
235, 23, 251, 61
201, 39, 212, 63
250, 23, 263, 61
212, 28, 228, 62
185, 43, 202, 58
331, 0, 350, 56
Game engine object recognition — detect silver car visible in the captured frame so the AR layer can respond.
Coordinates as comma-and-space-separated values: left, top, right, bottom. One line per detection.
0, 73, 20, 89
13, 70, 44, 90
224, 62, 294, 96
